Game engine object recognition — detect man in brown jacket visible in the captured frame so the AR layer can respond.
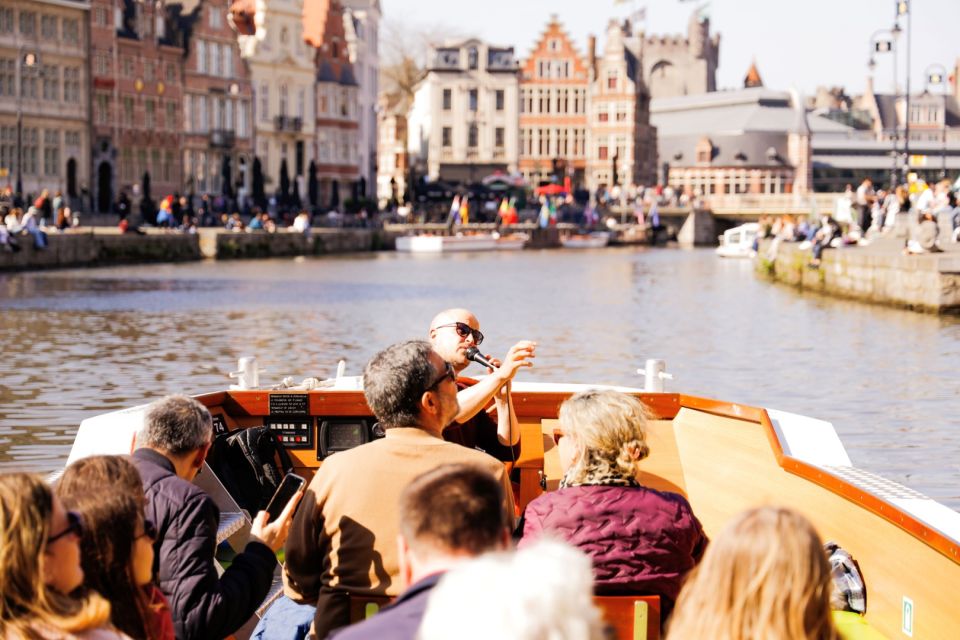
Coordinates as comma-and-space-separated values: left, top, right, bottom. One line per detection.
282, 340, 515, 638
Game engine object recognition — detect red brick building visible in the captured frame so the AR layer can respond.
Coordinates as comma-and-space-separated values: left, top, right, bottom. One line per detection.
519, 16, 590, 189
305, 0, 360, 208
179, 0, 254, 204
89, 0, 183, 214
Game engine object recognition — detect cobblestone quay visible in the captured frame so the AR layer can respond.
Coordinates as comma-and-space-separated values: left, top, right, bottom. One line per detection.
758, 241, 960, 314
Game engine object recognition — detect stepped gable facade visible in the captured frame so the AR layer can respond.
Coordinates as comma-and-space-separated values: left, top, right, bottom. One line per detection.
305, 0, 359, 208
518, 15, 590, 189
376, 91, 409, 204
586, 19, 657, 192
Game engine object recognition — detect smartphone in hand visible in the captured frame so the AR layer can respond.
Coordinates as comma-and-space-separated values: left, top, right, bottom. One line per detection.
265, 473, 305, 523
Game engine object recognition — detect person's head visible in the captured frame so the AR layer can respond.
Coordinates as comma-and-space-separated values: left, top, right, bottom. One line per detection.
667, 506, 837, 640
418, 539, 605, 640
557, 390, 650, 486
363, 340, 459, 433
56, 456, 156, 639
137, 395, 213, 480
397, 465, 509, 586
428, 308, 483, 371
0, 473, 111, 633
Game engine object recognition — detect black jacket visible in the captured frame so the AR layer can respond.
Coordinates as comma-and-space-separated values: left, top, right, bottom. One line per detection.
132, 448, 277, 640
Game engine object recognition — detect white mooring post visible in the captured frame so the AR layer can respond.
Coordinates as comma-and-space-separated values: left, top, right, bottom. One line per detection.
229, 356, 261, 390
638, 359, 673, 393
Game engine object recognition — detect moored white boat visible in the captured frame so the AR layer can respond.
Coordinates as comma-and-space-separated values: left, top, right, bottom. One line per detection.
395, 234, 498, 253
560, 231, 611, 248
64, 362, 960, 639
716, 222, 759, 258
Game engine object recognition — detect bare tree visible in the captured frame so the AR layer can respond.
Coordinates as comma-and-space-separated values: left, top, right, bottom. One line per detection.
380, 17, 473, 102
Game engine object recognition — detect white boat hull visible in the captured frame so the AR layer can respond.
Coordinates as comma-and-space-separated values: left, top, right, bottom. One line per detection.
561, 232, 611, 248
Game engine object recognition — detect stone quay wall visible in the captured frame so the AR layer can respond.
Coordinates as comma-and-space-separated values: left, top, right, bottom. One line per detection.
759, 243, 960, 314
0, 231, 201, 271
0, 228, 400, 271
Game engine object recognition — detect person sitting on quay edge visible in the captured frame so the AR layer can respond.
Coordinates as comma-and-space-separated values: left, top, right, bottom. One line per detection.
57, 455, 175, 640
132, 394, 303, 640
518, 389, 707, 620
0, 472, 132, 639
282, 340, 516, 639
327, 464, 512, 640
428, 308, 536, 461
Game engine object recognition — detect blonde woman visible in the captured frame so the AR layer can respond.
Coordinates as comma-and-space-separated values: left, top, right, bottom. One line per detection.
517, 390, 706, 618
0, 472, 130, 639
667, 506, 838, 640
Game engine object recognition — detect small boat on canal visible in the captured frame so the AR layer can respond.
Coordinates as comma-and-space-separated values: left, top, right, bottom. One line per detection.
65, 360, 960, 639
715, 222, 759, 258
560, 231, 611, 249
395, 232, 528, 253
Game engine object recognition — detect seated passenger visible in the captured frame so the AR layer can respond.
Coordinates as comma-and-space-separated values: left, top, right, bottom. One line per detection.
667, 506, 838, 640
132, 395, 301, 640
0, 472, 131, 639
329, 464, 511, 640
418, 539, 605, 640
518, 389, 706, 618
57, 455, 175, 640
428, 308, 536, 461
282, 340, 515, 639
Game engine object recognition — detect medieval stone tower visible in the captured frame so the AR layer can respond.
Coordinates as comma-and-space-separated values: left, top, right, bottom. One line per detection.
633, 9, 719, 99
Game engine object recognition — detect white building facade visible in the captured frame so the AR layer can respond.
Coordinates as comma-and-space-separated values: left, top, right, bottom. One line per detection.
408, 39, 519, 184
341, 0, 379, 199
236, 0, 315, 202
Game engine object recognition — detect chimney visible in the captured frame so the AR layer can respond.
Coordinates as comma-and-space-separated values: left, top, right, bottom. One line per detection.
588, 35, 596, 72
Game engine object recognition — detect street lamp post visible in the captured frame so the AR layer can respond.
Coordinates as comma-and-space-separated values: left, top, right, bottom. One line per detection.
924, 64, 949, 179
896, 0, 911, 184
15, 50, 39, 202
869, 28, 897, 189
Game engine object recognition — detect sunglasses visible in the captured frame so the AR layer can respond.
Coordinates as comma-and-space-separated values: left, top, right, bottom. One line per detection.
137, 519, 157, 541
47, 510, 84, 545
427, 361, 456, 390
436, 322, 484, 345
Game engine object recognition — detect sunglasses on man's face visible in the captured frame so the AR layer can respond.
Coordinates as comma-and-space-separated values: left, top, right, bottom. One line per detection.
47, 510, 84, 545
427, 361, 457, 390
436, 321, 484, 345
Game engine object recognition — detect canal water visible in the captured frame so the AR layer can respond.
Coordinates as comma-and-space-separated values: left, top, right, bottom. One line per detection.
1, 248, 958, 510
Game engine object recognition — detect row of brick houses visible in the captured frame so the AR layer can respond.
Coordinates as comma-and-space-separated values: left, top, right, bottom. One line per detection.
0, 0, 378, 215
396, 16, 666, 201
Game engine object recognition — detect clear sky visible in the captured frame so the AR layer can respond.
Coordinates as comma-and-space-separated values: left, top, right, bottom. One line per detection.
379, 0, 960, 98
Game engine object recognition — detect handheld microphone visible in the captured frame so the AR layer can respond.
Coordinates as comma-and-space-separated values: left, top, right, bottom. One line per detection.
465, 346, 497, 369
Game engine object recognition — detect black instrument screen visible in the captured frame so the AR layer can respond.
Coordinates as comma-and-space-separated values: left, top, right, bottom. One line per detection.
317, 418, 376, 459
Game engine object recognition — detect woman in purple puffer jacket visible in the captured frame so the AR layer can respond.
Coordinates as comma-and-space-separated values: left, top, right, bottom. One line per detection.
517, 390, 707, 618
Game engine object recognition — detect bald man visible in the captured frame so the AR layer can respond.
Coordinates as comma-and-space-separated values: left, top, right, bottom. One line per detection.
428, 308, 536, 461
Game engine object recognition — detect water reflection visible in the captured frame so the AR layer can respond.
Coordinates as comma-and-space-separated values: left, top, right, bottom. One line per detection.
0, 249, 957, 509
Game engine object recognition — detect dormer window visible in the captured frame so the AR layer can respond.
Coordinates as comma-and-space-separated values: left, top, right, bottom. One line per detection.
280, 27, 288, 45
468, 47, 478, 70
696, 137, 714, 164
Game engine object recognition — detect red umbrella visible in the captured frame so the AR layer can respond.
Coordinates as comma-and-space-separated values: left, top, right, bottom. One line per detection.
534, 184, 567, 197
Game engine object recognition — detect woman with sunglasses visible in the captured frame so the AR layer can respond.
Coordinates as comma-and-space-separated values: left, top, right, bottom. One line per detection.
0, 472, 129, 638
57, 456, 174, 640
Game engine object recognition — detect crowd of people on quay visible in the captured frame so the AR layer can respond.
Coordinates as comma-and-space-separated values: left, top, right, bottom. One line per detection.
0, 187, 80, 252
2, 308, 884, 640
756, 176, 960, 266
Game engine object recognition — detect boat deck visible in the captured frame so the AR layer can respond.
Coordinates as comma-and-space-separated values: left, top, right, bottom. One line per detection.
68, 386, 960, 638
